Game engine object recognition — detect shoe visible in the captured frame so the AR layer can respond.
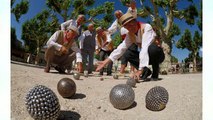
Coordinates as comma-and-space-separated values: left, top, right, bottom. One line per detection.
88, 71, 93, 74
44, 67, 50, 73
107, 73, 112, 76
55, 66, 66, 74
140, 67, 152, 80
150, 77, 158, 81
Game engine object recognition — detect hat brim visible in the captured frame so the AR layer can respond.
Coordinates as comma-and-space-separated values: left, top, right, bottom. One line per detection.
121, 18, 135, 26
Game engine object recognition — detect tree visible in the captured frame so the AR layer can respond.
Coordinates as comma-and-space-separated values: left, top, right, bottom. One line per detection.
136, 0, 199, 72
11, 0, 29, 22
176, 29, 202, 72
22, 10, 51, 64
46, 0, 114, 29
46, 0, 95, 22
87, 1, 114, 29
11, 27, 17, 48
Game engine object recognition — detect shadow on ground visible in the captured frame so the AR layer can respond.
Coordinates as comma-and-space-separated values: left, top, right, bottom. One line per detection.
58, 110, 81, 120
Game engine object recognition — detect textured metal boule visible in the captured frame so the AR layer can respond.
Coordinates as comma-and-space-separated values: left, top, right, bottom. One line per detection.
73, 73, 80, 80
145, 86, 169, 111
57, 78, 76, 98
109, 84, 135, 109
113, 74, 119, 79
25, 85, 60, 120
126, 77, 136, 87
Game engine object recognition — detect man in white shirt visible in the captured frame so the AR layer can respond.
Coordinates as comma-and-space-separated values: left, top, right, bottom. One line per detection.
44, 24, 83, 74
96, 13, 165, 81
78, 23, 96, 74
61, 14, 85, 39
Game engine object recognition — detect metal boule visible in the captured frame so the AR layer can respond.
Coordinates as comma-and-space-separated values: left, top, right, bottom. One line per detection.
145, 86, 169, 111
109, 84, 135, 110
57, 78, 76, 98
25, 85, 60, 120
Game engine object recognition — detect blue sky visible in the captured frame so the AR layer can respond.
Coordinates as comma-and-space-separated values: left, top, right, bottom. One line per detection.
11, 0, 202, 62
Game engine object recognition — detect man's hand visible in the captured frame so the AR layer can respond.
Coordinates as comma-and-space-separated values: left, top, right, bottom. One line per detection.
130, 70, 143, 82
60, 46, 68, 54
96, 58, 111, 72
77, 62, 83, 73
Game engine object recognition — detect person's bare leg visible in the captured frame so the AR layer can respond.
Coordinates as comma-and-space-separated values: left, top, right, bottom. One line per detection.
120, 64, 127, 74
130, 65, 135, 73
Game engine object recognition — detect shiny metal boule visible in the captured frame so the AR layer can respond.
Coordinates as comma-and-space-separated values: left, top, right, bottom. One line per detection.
113, 74, 119, 79
145, 86, 169, 111
73, 73, 80, 80
57, 78, 76, 98
109, 84, 135, 110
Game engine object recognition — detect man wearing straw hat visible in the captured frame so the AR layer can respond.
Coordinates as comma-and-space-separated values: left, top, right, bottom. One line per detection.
96, 13, 165, 81
44, 24, 83, 74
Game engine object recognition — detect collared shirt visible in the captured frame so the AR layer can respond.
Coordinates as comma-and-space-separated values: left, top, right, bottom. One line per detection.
108, 23, 156, 70
46, 31, 82, 62
61, 19, 82, 38
61, 19, 79, 30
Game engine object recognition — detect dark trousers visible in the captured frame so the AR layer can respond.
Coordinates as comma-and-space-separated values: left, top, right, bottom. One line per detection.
81, 49, 95, 73
124, 43, 165, 78
99, 49, 113, 75
121, 44, 138, 66
45, 46, 76, 71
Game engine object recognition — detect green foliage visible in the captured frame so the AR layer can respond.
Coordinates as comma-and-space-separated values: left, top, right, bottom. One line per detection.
197, 1, 202, 31
171, 55, 178, 63
11, 0, 29, 22
153, 0, 169, 8
112, 33, 122, 48
22, 10, 50, 54
168, 24, 180, 40
11, 27, 17, 42
176, 29, 192, 50
184, 5, 198, 25
184, 52, 202, 64
88, 2, 114, 29
11, 0, 16, 7
193, 31, 202, 48
120, 0, 131, 6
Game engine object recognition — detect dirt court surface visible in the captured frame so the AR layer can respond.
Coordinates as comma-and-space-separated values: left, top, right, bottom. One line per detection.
11, 63, 202, 120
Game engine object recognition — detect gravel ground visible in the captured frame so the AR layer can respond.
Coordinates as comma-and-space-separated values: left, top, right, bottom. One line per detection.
11, 63, 202, 120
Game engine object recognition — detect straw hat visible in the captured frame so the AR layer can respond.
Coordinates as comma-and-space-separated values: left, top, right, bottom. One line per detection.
118, 13, 135, 26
